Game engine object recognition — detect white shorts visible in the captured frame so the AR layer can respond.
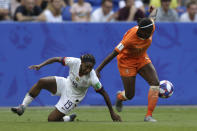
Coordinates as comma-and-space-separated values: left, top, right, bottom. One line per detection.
54, 76, 80, 114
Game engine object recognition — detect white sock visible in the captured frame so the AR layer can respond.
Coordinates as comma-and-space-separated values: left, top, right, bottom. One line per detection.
63, 115, 70, 122
22, 93, 34, 108
121, 90, 128, 100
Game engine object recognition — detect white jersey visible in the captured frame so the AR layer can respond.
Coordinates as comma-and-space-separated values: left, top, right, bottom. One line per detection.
62, 57, 102, 101
43, 9, 63, 22
180, 12, 197, 22
91, 8, 114, 22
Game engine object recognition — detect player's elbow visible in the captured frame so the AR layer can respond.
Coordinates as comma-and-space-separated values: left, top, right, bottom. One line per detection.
49, 57, 62, 63
96, 88, 104, 94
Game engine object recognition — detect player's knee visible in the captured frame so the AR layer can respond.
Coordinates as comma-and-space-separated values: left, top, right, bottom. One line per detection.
48, 116, 58, 122
37, 78, 47, 87
125, 93, 135, 100
48, 117, 53, 122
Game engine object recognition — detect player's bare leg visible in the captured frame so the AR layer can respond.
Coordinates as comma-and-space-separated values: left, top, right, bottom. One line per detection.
11, 76, 57, 116
116, 76, 136, 112
138, 63, 160, 122
29, 76, 57, 97
48, 108, 77, 122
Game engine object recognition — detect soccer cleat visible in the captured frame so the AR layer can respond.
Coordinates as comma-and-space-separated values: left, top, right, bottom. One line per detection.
11, 105, 25, 116
69, 113, 77, 122
115, 91, 123, 112
144, 116, 157, 122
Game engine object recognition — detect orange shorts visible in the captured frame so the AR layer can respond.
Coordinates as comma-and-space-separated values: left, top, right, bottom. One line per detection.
117, 56, 151, 77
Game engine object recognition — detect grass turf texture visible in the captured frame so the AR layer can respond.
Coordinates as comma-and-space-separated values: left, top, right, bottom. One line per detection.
0, 106, 196, 131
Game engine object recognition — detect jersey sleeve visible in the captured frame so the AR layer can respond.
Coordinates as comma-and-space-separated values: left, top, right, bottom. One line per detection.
90, 70, 102, 91
62, 57, 77, 67
115, 29, 133, 53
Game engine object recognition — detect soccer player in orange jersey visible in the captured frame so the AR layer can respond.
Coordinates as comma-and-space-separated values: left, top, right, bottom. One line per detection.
96, 6, 159, 122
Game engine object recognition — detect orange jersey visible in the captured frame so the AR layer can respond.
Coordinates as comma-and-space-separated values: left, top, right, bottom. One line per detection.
115, 24, 155, 68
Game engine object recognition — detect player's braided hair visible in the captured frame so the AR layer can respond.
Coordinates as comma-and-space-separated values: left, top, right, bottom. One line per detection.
137, 18, 153, 31
80, 54, 96, 65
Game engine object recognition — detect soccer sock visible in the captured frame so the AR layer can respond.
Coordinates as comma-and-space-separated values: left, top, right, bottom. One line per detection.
117, 90, 128, 101
146, 86, 159, 117
63, 115, 70, 122
22, 93, 34, 108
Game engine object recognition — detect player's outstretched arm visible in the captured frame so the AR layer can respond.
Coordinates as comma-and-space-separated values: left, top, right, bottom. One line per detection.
96, 50, 119, 78
29, 57, 62, 71
148, 6, 158, 21
96, 88, 122, 122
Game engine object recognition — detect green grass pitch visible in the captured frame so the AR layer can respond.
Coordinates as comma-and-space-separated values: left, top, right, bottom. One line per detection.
0, 106, 197, 131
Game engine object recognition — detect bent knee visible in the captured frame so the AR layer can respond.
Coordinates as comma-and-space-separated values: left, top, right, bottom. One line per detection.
37, 78, 48, 86
48, 116, 59, 122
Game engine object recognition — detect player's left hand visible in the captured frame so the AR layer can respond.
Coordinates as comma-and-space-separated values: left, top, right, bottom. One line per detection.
28, 65, 41, 71
111, 112, 122, 122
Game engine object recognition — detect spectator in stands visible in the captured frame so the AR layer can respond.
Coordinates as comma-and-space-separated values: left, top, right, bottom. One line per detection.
150, 0, 185, 16
37, 0, 63, 22
39, 0, 65, 10
91, 0, 114, 22
180, 1, 197, 22
14, 0, 42, 21
35, 0, 42, 6
64, 0, 74, 6
150, 0, 181, 9
0, 0, 11, 20
135, 0, 145, 12
109, 0, 145, 22
70, 0, 92, 22
119, 0, 145, 13
156, 0, 178, 22
11, 0, 22, 18
40, 0, 50, 10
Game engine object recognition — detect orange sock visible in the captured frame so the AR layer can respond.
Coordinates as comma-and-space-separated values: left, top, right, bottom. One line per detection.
117, 91, 128, 101
146, 86, 159, 117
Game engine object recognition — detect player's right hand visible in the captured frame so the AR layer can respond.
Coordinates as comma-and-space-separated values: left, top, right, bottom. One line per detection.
111, 112, 122, 122
149, 5, 155, 13
28, 65, 41, 71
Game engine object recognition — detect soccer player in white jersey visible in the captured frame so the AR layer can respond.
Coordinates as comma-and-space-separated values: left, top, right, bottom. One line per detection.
11, 54, 121, 122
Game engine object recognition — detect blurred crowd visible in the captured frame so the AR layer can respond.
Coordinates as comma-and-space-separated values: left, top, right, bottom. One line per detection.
0, 0, 197, 22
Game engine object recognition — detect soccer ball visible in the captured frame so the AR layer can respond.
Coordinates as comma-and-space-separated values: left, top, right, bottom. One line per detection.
159, 80, 174, 98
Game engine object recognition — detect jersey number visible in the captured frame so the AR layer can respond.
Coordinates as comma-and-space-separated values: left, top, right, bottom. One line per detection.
72, 81, 78, 88
63, 100, 73, 109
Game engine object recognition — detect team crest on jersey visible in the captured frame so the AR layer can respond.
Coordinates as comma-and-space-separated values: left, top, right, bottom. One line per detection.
75, 77, 79, 81
117, 43, 124, 51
